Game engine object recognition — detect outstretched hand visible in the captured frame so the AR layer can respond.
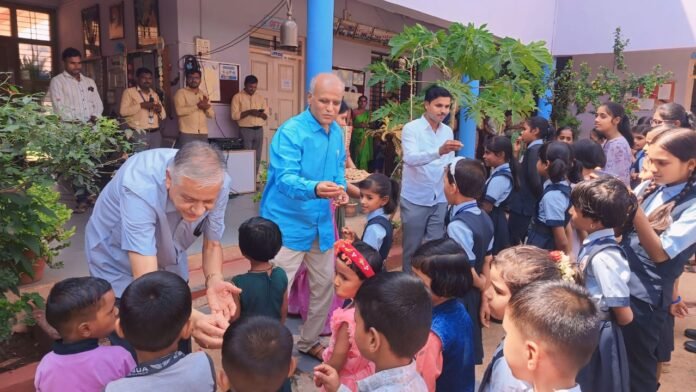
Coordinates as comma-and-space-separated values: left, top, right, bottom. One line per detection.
314, 363, 340, 392
206, 279, 241, 320
192, 312, 229, 349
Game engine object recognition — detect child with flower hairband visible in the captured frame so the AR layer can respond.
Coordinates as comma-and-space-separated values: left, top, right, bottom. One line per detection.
320, 240, 384, 391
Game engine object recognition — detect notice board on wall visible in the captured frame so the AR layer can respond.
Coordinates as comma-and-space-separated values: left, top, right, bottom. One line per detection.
192, 60, 240, 104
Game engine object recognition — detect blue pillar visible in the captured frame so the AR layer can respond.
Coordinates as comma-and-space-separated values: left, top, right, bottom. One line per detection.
306, 0, 334, 93
458, 77, 479, 158
537, 62, 554, 120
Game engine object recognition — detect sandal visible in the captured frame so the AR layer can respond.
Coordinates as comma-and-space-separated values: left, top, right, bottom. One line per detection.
299, 342, 325, 361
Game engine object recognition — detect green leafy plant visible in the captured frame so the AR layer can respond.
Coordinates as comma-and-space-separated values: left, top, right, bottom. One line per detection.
552, 27, 672, 125
367, 23, 552, 159
252, 160, 269, 203
0, 75, 130, 341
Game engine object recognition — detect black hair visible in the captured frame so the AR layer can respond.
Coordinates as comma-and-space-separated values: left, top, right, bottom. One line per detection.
632, 124, 652, 137
556, 126, 575, 141
538, 141, 573, 183
573, 139, 606, 170
339, 100, 350, 114
358, 95, 368, 102
590, 128, 606, 143
45, 277, 112, 335
354, 272, 431, 358
411, 238, 473, 298
655, 102, 694, 129
221, 316, 293, 392
424, 85, 452, 103
185, 69, 202, 78
357, 173, 400, 214
525, 116, 554, 141
446, 158, 487, 199
238, 217, 282, 262
119, 271, 192, 352
244, 75, 259, 86
571, 177, 638, 229
636, 116, 652, 125
600, 102, 634, 148
636, 128, 696, 233
507, 281, 599, 371
338, 240, 384, 280
135, 67, 153, 78
61, 47, 81, 60
484, 136, 520, 190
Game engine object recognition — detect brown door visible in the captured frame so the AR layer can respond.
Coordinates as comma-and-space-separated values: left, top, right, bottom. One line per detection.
0, 38, 19, 84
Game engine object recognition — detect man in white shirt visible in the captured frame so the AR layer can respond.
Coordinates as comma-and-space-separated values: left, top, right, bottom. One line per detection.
400, 85, 462, 272
48, 47, 103, 122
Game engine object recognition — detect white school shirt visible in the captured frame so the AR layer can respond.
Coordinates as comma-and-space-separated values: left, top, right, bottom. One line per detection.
48, 71, 103, 122
635, 180, 696, 259
401, 116, 455, 206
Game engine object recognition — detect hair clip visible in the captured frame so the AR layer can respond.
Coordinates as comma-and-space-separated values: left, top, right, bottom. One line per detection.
334, 240, 375, 278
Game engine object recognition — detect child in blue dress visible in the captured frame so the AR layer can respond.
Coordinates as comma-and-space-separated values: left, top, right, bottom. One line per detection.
481, 136, 518, 254
413, 238, 476, 392
621, 128, 696, 391
570, 177, 638, 392
443, 157, 493, 365
526, 141, 573, 253
342, 173, 399, 263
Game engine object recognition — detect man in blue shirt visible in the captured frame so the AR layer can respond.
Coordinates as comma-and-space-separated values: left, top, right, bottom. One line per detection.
260, 73, 348, 358
85, 142, 239, 350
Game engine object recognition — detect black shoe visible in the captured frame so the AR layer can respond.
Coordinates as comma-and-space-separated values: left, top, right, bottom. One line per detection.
685, 328, 696, 340
685, 340, 696, 354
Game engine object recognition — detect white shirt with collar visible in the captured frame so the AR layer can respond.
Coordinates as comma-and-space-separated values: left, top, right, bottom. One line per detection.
48, 71, 103, 122
401, 115, 455, 206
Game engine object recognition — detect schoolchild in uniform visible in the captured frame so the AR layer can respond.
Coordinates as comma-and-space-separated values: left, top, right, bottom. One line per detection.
571, 177, 638, 392
341, 173, 400, 263
508, 116, 551, 245
481, 136, 519, 254
621, 128, 696, 391
526, 141, 573, 253
630, 124, 651, 189
444, 157, 494, 365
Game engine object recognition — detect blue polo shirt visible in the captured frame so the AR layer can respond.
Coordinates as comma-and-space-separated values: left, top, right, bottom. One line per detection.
260, 109, 346, 252
85, 148, 232, 297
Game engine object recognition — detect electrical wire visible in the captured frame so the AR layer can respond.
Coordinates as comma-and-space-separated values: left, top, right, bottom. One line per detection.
199, 0, 285, 57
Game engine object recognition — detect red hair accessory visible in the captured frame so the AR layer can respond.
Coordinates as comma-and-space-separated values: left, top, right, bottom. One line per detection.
334, 240, 375, 278
549, 250, 563, 263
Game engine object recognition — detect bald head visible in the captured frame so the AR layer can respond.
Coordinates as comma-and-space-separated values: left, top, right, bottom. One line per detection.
308, 73, 345, 130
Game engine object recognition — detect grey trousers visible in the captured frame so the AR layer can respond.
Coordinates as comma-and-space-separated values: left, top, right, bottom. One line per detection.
240, 126, 263, 175
400, 198, 447, 272
131, 129, 162, 152
273, 241, 334, 352
176, 133, 208, 148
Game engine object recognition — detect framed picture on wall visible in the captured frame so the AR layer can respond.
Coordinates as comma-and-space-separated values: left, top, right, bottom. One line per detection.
134, 0, 159, 48
109, 2, 125, 40
81, 5, 101, 58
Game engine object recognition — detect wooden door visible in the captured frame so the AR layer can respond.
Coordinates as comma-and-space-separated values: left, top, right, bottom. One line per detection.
249, 51, 301, 164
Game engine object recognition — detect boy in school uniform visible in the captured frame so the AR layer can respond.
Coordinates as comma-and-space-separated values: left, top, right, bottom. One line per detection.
35, 277, 135, 392
105, 271, 216, 392
444, 157, 494, 365
314, 272, 431, 391
218, 316, 296, 392
503, 281, 600, 392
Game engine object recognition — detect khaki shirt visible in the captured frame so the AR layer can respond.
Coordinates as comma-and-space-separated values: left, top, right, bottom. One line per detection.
174, 87, 214, 134
119, 87, 166, 130
230, 90, 268, 128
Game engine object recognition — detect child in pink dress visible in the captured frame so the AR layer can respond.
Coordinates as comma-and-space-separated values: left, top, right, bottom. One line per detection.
321, 240, 384, 391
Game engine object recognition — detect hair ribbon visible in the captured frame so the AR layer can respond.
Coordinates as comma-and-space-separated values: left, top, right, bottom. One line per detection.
334, 240, 375, 278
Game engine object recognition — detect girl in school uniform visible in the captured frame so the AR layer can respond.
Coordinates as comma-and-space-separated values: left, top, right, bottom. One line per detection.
621, 128, 696, 391
342, 173, 399, 263
526, 141, 573, 253
594, 102, 635, 186
481, 136, 519, 254
570, 177, 638, 392
444, 158, 494, 366
508, 116, 551, 245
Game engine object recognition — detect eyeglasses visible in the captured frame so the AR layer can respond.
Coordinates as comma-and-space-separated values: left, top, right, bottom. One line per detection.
650, 118, 675, 126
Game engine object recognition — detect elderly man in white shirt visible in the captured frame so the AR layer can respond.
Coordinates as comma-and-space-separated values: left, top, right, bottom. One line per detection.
48, 47, 103, 122
400, 85, 462, 272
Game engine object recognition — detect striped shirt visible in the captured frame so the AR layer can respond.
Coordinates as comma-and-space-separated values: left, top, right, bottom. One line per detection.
48, 71, 103, 121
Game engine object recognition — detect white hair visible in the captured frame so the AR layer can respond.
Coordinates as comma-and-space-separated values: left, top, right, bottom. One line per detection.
309, 73, 345, 94
169, 141, 225, 187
